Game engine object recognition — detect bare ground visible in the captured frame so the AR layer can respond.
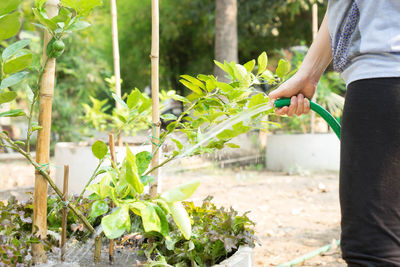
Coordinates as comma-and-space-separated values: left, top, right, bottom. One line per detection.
0, 161, 346, 266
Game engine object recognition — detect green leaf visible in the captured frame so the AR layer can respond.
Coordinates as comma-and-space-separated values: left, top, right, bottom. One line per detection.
32, 8, 57, 32
243, 60, 255, 72
14, 140, 25, 146
91, 140, 108, 160
261, 70, 275, 83
101, 205, 131, 239
276, 59, 291, 79
35, 0, 46, 9
138, 98, 151, 113
232, 64, 247, 81
171, 94, 189, 103
160, 180, 200, 203
51, 7, 71, 24
90, 200, 108, 218
168, 202, 191, 239
128, 201, 147, 216
88, 183, 101, 197
0, 71, 28, 90
215, 82, 234, 93
31, 125, 43, 132
216, 129, 236, 140
0, 109, 25, 117
161, 113, 177, 121
112, 93, 128, 109
68, 20, 91, 31
3, 51, 33, 74
180, 79, 203, 95
141, 204, 161, 233
0, 0, 20, 16
136, 151, 152, 175
0, 91, 17, 105
126, 88, 141, 109
98, 173, 113, 199
214, 60, 235, 78
139, 175, 154, 185
172, 138, 183, 150
248, 93, 266, 109
205, 79, 217, 92
226, 143, 240, 148
232, 121, 251, 134
61, 0, 102, 16
152, 204, 169, 237
180, 75, 205, 90
257, 52, 268, 75
121, 146, 144, 194
2, 39, 30, 61
0, 12, 21, 42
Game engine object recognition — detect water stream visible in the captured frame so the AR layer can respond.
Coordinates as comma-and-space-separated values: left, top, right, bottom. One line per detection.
176, 101, 274, 159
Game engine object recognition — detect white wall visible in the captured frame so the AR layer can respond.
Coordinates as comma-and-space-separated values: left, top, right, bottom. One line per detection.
266, 133, 340, 172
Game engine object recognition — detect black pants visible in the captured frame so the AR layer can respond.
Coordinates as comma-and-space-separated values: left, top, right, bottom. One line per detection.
340, 78, 400, 266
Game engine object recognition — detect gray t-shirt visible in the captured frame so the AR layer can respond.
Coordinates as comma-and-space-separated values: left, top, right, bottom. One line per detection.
328, 0, 400, 85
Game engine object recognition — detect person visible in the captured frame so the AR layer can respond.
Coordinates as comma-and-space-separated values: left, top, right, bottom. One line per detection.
268, 1, 400, 266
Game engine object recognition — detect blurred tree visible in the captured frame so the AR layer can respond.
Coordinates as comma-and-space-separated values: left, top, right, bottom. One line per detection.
114, 0, 326, 95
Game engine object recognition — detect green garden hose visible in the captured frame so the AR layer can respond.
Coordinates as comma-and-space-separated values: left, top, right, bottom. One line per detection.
273, 98, 342, 266
274, 98, 341, 139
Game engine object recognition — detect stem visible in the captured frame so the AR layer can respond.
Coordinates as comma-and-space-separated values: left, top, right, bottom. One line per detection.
0, 132, 95, 234
75, 160, 103, 205
151, 101, 198, 157
27, 58, 49, 154
143, 155, 176, 177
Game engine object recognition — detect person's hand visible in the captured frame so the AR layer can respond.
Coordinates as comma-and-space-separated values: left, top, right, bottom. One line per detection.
268, 73, 317, 116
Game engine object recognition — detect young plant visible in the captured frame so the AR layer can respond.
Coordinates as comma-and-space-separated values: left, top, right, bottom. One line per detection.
82, 86, 152, 137
0, 0, 103, 251
87, 142, 200, 241
87, 51, 290, 264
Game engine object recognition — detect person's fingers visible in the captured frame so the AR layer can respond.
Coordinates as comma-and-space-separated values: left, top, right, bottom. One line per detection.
275, 106, 288, 115
296, 94, 304, 115
287, 96, 297, 116
304, 98, 310, 113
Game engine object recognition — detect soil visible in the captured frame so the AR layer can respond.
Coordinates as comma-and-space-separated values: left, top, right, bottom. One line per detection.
0, 161, 345, 266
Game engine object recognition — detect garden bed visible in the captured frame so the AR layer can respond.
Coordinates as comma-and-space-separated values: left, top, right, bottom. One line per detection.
0, 162, 346, 266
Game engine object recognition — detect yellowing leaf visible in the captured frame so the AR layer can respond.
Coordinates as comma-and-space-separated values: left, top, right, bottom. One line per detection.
257, 52, 268, 75
180, 79, 203, 95
160, 180, 200, 203
243, 60, 255, 72
276, 59, 291, 79
168, 202, 191, 239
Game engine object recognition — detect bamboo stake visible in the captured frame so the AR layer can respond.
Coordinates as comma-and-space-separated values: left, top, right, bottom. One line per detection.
110, 0, 123, 147
149, 0, 160, 198
32, 0, 59, 263
94, 234, 102, 263
310, 3, 318, 134
108, 134, 116, 264
61, 165, 69, 261
110, 0, 121, 105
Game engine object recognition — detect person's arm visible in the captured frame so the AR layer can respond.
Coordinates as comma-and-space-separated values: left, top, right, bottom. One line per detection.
269, 11, 332, 116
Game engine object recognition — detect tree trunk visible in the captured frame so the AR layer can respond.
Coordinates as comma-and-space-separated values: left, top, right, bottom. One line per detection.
214, 0, 238, 81
32, 0, 59, 264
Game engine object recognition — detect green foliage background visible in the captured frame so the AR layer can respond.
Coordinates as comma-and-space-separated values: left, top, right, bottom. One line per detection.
3, 0, 328, 142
